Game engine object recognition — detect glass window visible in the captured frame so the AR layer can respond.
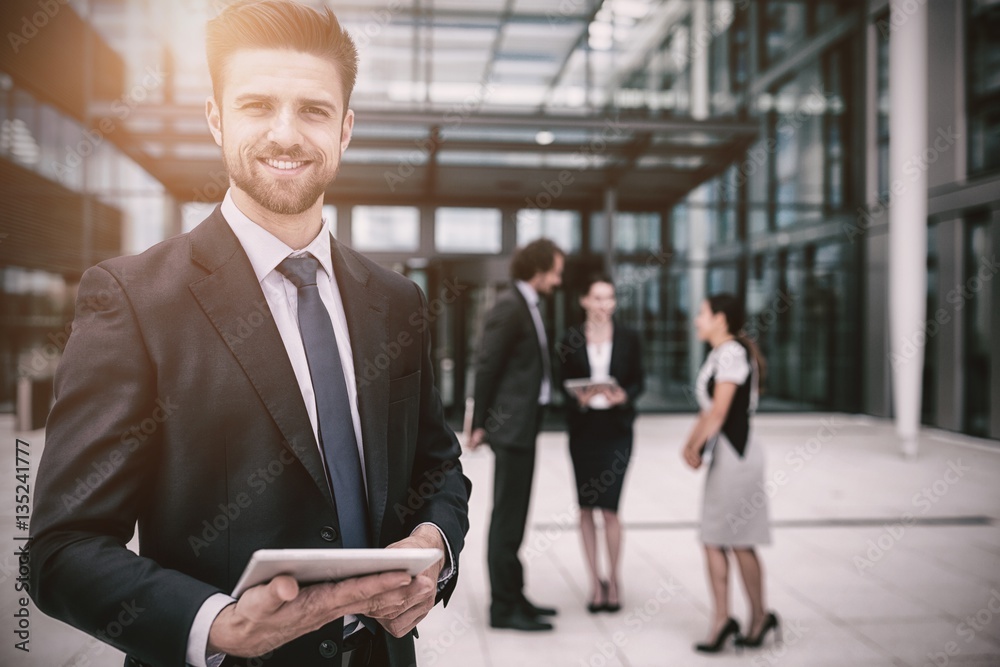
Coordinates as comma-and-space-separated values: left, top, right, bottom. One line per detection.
351, 206, 420, 252
876, 12, 890, 200
967, 0, 1000, 176
322, 205, 338, 237
773, 60, 824, 228
762, 0, 806, 68
0, 72, 10, 146
747, 133, 771, 236
923, 225, 938, 425
670, 203, 689, 252
517, 209, 582, 253
711, 166, 738, 245
591, 212, 661, 253
435, 207, 502, 253
8, 88, 40, 169
824, 48, 848, 212
964, 213, 992, 437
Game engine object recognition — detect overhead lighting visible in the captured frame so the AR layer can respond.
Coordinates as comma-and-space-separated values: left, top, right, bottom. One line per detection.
535, 130, 555, 145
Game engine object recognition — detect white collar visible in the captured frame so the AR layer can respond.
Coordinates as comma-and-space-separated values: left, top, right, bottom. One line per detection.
220, 188, 334, 283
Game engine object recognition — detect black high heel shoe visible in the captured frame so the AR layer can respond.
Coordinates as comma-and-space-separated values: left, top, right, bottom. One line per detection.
694, 617, 740, 653
587, 581, 608, 613
737, 612, 781, 647
603, 580, 621, 613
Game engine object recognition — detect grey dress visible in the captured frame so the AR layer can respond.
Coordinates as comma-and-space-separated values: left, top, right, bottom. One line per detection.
695, 339, 771, 547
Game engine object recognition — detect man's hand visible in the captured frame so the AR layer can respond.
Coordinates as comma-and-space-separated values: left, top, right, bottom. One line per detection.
207, 571, 412, 658
374, 525, 447, 638
467, 427, 487, 451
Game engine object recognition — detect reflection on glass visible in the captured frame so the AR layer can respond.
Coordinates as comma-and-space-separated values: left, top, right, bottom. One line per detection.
876, 12, 890, 199
591, 212, 661, 253
774, 60, 824, 228
964, 217, 992, 437
516, 209, 581, 252
967, 0, 1000, 175
763, 0, 806, 67
351, 206, 420, 252
435, 207, 502, 253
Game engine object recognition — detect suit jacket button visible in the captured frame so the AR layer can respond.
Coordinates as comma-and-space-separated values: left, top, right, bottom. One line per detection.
320, 526, 338, 542
319, 639, 339, 659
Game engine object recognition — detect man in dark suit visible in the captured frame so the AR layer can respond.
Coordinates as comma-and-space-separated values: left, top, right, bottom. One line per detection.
28, 3, 470, 666
467, 239, 564, 631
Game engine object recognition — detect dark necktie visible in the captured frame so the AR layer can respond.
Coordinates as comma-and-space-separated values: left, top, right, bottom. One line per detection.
277, 255, 371, 550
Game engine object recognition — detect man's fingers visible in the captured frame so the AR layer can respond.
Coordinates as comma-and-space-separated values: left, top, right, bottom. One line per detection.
379, 604, 430, 638
308, 571, 412, 618
271, 575, 300, 602
365, 574, 435, 620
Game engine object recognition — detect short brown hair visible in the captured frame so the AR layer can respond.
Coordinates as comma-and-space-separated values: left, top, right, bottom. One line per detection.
206, 0, 359, 110
511, 239, 564, 281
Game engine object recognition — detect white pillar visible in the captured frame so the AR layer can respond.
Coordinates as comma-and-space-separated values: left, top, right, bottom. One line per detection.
687, 0, 710, 384
888, 2, 928, 457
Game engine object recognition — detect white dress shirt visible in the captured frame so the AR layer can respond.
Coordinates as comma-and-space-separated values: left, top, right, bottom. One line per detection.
514, 281, 552, 405
186, 190, 453, 667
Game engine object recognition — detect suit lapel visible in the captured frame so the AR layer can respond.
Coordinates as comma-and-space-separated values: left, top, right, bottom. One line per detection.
573, 326, 591, 377
609, 323, 626, 379
512, 285, 546, 369
187, 209, 335, 510
330, 238, 390, 546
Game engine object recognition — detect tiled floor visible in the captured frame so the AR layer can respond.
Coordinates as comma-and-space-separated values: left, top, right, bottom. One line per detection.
3, 413, 999, 666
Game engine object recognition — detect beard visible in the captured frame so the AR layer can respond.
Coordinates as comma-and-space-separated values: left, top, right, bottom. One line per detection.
222, 140, 340, 215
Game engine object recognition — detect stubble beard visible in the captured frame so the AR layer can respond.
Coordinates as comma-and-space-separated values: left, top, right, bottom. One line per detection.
223, 140, 340, 216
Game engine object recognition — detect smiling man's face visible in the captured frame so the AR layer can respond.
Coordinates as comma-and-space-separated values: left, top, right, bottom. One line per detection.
206, 48, 354, 216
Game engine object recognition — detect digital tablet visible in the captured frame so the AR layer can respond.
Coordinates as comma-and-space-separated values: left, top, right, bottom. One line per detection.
563, 377, 620, 392
231, 548, 443, 597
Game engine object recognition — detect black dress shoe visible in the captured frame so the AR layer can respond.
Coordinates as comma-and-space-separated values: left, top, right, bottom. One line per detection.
521, 598, 558, 617
490, 609, 554, 631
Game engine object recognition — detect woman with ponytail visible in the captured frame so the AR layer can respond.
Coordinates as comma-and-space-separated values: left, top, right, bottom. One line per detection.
682, 293, 779, 654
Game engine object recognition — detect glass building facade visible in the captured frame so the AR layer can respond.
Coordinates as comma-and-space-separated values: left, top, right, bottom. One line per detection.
1, 0, 998, 442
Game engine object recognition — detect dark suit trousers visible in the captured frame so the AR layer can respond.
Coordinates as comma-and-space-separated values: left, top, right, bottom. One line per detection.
487, 407, 544, 613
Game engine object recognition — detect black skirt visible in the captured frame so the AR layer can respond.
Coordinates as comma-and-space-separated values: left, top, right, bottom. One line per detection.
568, 409, 633, 511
